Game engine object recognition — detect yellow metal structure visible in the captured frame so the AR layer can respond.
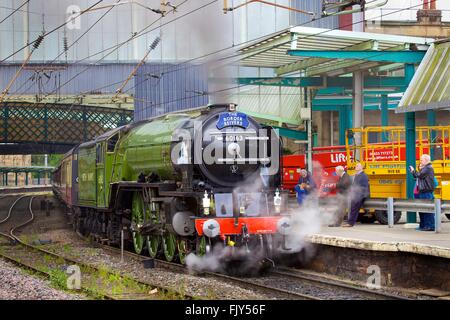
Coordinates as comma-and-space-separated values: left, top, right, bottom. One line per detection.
345, 126, 450, 200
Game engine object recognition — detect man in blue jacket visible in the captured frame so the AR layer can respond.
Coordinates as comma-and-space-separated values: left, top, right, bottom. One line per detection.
294, 169, 316, 206
342, 163, 370, 227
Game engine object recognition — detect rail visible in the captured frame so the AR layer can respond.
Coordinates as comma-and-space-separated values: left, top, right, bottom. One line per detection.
363, 197, 448, 233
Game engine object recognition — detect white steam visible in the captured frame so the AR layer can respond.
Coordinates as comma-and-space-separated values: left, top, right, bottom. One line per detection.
184, 164, 359, 272
185, 162, 354, 273
180, 1, 236, 104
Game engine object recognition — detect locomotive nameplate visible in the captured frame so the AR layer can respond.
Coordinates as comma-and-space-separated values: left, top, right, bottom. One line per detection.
216, 112, 250, 130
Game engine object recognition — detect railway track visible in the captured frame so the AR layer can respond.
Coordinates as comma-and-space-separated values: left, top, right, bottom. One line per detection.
0, 195, 194, 300
87, 242, 318, 300
86, 239, 409, 300
1, 194, 412, 300
270, 268, 411, 300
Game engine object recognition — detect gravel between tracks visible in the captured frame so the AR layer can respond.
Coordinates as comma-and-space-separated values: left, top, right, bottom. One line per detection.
32, 229, 271, 300
0, 258, 84, 300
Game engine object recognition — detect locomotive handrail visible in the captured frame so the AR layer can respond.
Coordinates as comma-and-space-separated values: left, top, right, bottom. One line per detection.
362, 197, 448, 233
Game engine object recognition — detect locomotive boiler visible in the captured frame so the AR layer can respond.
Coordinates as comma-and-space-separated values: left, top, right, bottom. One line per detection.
53, 104, 292, 268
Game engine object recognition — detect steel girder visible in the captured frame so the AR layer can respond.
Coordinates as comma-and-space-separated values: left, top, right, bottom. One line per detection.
0, 102, 133, 154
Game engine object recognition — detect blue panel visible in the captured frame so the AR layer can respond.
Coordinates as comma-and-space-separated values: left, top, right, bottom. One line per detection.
0, 63, 136, 95
290, 0, 338, 29
134, 63, 208, 121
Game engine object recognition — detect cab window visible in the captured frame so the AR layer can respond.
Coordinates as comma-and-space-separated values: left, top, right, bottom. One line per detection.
107, 133, 119, 153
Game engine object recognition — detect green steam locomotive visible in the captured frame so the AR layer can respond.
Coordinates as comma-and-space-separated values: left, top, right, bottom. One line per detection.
53, 104, 292, 267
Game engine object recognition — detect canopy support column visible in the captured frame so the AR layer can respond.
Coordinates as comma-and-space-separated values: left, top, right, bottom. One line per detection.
404, 64, 417, 224
353, 71, 364, 156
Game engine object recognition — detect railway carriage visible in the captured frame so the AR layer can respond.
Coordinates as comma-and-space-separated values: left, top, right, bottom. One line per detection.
53, 104, 292, 268
53, 147, 78, 207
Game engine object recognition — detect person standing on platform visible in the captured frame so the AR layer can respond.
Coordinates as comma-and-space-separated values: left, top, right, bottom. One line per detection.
409, 154, 436, 231
294, 169, 316, 206
342, 163, 370, 227
329, 166, 351, 227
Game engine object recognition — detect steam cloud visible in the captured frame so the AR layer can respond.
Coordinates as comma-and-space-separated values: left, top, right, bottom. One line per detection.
185, 160, 350, 274
182, 1, 236, 104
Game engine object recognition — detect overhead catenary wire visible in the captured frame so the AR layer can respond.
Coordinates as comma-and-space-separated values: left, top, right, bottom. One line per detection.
0, 0, 104, 64
4, 0, 434, 108
49, 0, 123, 64
0, 33, 45, 102
111, 0, 437, 97
119, 0, 439, 110
51, 0, 211, 95
154, 0, 437, 81
22, 0, 342, 101
11, 0, 190, 138
52, 0, 436, 107
29, 0, 123, 98
0, 0, 105, 103
112, 36, 161, 102
4, 0, 138, 98
71, 0, 198, 64
34, 0, 209, 100
0, 0, 30, 25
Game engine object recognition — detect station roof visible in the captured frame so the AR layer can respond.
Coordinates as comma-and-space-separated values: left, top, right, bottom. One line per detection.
397, 39, 450, 113
231, 27, 433, 126
238, 26, 433, 76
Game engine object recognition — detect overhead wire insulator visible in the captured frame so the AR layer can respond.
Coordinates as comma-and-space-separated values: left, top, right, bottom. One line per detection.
63, 36, 69, 52
33, 34, 44, 50
150, 37, 161, 50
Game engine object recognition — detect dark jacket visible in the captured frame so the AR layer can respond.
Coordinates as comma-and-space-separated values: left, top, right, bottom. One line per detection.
336, 172, 351, 194
412, 163, 435, 193
353, 171, 370, 199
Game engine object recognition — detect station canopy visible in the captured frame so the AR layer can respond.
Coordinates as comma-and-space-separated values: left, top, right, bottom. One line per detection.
230, 26, 433, 126
397, 39, 450, 113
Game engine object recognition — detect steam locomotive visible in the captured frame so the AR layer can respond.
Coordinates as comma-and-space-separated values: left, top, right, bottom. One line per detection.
53, 104, 292, 268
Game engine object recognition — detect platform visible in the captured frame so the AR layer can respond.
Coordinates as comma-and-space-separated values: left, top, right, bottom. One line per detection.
306, 217, 450, 260
0, 185, 53, 195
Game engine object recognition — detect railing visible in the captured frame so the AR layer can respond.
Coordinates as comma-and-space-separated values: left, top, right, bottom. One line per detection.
345, 126, 450, 169
363, 197, 448, 233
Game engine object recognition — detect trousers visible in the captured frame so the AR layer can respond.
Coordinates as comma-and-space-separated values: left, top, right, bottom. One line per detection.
348, 197, 365, 226
417, 192, 435, 230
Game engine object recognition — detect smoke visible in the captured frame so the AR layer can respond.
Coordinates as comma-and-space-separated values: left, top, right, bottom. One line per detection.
285, 194, 333, 254
185, 244, 223, 273
185, 162, 356, 273
181, 1, 236, 104
282, 160, 344, 256
185, 174, 266, 274
185, 244, 266, 275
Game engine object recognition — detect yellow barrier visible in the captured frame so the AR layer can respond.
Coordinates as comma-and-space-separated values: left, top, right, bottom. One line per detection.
345, 126, 450, 200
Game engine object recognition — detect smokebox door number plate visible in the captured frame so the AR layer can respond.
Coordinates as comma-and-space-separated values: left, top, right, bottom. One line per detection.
216, 112, 250, 130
